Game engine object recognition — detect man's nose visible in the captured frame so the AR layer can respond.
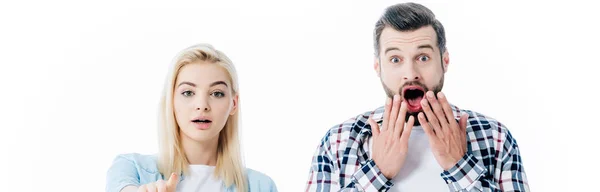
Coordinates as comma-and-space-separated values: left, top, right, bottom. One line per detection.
402, 63, 420, 81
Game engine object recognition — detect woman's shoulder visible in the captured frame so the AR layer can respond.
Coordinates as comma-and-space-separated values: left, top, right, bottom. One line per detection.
110, 153, 160, 173
106, 153, 162, 192
245, 168, 278, 191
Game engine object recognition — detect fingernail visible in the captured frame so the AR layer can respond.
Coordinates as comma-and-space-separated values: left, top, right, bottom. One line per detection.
421, 99, 427, 106
393, 94, 400, 101
386, 97, 391, 105
427, 91, 434, 98
438, 92, 444, 98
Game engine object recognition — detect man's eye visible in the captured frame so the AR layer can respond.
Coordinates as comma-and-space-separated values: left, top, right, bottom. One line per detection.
418, 55, 430, 62
182, 90, 194, 97
390, 57, 401, 63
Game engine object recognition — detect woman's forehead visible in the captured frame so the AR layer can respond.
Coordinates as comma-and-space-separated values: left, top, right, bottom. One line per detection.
175, 62, 231, 87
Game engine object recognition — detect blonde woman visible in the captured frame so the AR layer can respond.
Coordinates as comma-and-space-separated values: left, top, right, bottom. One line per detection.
106, 44, 277, 192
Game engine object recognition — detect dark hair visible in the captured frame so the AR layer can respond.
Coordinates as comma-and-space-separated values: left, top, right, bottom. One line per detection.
374, 2, 446, 57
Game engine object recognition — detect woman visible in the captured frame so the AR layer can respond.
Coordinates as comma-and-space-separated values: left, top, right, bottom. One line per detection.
106, 44, 277, 192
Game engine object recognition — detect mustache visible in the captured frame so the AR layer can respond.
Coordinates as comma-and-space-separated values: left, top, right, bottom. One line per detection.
398, 81, 429, 94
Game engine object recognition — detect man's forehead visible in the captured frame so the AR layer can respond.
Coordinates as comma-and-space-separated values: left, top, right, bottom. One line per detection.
380, 26, 437, 49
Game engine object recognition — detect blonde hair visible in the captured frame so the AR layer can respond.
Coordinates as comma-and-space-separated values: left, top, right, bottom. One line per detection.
157, 43, 247, 191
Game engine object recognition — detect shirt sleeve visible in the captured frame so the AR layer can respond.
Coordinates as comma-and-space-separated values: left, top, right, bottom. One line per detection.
440, 153, 487, 191
350, 159, 394, 191
440, 123, 530, 192
106, 154, 141, 192
498, 130, 530, 191
305, 136, 393, 191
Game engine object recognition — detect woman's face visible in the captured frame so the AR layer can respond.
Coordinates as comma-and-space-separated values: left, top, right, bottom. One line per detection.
173, 62, 237, 143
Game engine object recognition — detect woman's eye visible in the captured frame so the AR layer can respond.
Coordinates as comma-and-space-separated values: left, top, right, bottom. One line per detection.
182, 90, 194, 97
212, 91, 225, 98
390, 57, 401, 63
418, 55, 430, 62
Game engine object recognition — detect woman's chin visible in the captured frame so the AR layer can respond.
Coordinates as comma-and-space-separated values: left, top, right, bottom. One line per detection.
181, 128, 221, 143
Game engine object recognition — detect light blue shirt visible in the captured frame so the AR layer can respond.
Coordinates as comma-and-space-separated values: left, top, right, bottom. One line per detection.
106, 153, 278, 192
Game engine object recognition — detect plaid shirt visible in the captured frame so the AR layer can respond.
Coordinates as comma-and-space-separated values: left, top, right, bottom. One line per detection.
305, 104, 529, 192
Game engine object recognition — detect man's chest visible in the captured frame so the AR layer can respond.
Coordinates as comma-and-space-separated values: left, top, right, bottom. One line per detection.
360, 128, 449, 191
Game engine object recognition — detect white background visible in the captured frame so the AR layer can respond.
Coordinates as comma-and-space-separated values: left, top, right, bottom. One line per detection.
1, 0, 598, 191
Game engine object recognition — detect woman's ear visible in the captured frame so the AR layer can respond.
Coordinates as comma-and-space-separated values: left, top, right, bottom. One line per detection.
229, 94, 239, 115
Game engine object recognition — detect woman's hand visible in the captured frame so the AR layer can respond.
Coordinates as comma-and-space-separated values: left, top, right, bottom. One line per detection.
136, 173, 179, 192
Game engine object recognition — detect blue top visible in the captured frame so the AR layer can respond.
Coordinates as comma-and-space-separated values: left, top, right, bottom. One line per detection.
106, 153, 278, 192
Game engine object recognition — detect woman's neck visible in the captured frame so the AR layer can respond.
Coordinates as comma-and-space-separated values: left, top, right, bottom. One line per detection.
181, 134, 219, 166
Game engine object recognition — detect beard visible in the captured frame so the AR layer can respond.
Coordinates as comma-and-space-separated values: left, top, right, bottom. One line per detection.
381, 75, 444, 126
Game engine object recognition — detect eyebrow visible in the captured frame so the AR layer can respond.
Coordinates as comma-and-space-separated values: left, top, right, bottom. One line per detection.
417, 44, 435, 51
177, 81, 196, 87
210, 81, 228, 87
384, 44, 435, 54
384, 47, 401, 54
177, 81, 229, 88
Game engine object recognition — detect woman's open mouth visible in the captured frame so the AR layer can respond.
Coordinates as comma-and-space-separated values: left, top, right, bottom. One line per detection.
191, 118, 212, 130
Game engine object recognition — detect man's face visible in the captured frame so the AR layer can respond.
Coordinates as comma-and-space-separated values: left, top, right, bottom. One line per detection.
375, 25, 449, 119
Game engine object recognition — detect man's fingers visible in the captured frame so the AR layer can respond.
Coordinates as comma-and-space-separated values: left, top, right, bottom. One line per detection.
388, 94, 401, 133
421, 97, 443, 138
382, 97, 392, 131
393, 101, 408, 139
368, 117, 380, 137
400, 116, 415, 144
459, 113, 469, 132
437, 92, 456, 126
166, 173, 179, 190
426, 91, 449, 126
418, 112, 435, 138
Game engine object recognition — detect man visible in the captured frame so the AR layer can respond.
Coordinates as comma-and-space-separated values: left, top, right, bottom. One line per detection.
305, 2, 529, 192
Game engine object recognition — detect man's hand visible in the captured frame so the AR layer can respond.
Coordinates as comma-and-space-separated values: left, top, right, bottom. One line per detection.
368, 94, 415, 179
137, 173, 179, 192
418, 91, 469, 170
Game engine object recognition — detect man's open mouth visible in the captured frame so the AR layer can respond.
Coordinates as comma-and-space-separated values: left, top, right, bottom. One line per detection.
402, 86, 425, 112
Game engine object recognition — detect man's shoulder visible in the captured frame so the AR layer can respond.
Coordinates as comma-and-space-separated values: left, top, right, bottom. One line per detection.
318, 107, 381, 147
459, 108, 508, 132
458, 107, 519, 146
457, 106, 524, 167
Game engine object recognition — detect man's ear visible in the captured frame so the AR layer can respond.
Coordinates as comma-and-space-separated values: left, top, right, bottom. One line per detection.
229, 94, 239, 115
374, 57, 381, 77
442, 50, 449, 73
